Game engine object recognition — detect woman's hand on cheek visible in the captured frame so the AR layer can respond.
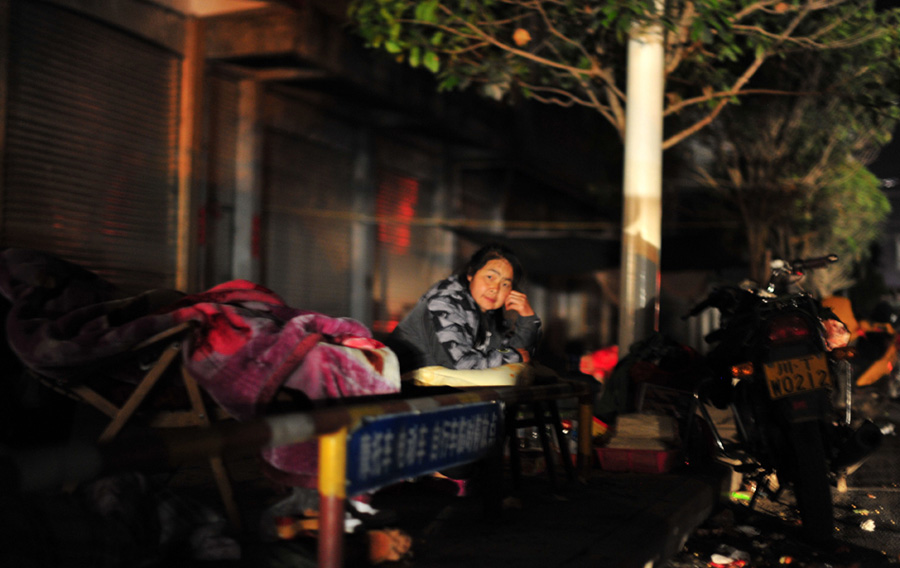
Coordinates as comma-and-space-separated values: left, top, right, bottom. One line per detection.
516, 348, 531, 363
504, 291, 534, 317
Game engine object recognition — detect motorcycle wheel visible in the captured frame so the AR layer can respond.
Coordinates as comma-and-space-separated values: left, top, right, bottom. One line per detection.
786, 420, 834, 543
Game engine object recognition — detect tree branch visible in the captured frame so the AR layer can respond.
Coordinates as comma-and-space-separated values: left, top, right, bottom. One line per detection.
664, 53, 768, 149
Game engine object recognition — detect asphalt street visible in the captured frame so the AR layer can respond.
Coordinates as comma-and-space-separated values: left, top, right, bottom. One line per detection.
834, 429, 900, 559
664, 422, 900, 568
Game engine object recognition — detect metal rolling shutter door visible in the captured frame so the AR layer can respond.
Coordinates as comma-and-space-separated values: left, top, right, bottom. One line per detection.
203, 72, 239, 288
263, 131, 353, 316
375, 169, 437, 323
372, 136, 447, 330
2, 0, 179, 293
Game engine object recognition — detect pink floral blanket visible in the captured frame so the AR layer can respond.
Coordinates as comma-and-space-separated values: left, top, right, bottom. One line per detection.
0, 248, 399, 485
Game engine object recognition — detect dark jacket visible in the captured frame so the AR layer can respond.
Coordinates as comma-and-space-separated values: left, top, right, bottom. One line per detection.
387, 274, 541, 374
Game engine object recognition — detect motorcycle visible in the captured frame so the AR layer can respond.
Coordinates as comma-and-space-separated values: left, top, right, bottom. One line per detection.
684, 255, 883, 543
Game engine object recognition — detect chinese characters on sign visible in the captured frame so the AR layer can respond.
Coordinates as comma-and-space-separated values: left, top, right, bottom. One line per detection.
346, 402, 503, 495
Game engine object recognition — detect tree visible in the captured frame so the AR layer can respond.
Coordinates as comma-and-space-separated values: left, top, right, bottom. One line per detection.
802, 164, 890, 298
685, 37, 899, 291
348, 0, 899, 150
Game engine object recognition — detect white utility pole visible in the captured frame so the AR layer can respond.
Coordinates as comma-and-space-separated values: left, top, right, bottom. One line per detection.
618, 2, 665, 352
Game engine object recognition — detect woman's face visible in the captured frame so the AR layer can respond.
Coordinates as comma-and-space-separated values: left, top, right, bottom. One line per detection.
467, 258, 514, 312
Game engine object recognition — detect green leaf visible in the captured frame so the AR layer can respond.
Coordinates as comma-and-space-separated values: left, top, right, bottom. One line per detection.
384, 40, 402, 53
409, 46, 421, 67
424, 50, 440, 72
419, 0, 439, 22
601, 5, 617, 26
438, 74, 460, 90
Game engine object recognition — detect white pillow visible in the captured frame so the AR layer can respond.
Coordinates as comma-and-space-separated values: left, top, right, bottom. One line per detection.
405, 363, 527, 387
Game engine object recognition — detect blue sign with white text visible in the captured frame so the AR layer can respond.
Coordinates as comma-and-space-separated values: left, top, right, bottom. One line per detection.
346, 402, 503, 495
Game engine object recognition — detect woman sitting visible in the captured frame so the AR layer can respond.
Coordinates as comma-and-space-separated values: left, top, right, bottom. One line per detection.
387, 243, 542, 376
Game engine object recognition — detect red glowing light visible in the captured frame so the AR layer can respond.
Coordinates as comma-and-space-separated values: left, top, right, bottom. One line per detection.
767, 315, 811, 343
377, 172, 419, 255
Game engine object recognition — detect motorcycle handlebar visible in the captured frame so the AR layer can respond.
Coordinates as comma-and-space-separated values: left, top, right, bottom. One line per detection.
789, 254, 838, 271
684, 286, 743, 319
684, 297, 714, 319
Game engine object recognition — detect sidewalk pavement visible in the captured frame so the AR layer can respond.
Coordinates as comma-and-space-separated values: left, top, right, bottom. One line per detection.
1, 440, 729, 568
362, 461, 732, 568
1, 395, 731, 568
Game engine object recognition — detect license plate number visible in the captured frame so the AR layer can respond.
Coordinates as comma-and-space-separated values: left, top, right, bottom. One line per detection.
764, 353, 833, 399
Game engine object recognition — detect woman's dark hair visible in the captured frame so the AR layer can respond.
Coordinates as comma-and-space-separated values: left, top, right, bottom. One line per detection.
459, 242, 525, 290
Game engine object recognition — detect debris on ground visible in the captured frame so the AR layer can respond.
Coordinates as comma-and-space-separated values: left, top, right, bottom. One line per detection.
709, 544, 749, 566
663, 481, 900, 568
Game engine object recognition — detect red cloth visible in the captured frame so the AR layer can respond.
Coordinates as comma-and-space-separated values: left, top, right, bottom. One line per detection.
580, 345, 619, 380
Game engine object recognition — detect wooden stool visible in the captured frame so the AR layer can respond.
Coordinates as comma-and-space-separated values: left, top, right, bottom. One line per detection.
505, 399, 576, 490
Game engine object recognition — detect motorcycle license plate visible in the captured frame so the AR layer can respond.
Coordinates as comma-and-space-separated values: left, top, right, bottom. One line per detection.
764, 353, 833, 399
